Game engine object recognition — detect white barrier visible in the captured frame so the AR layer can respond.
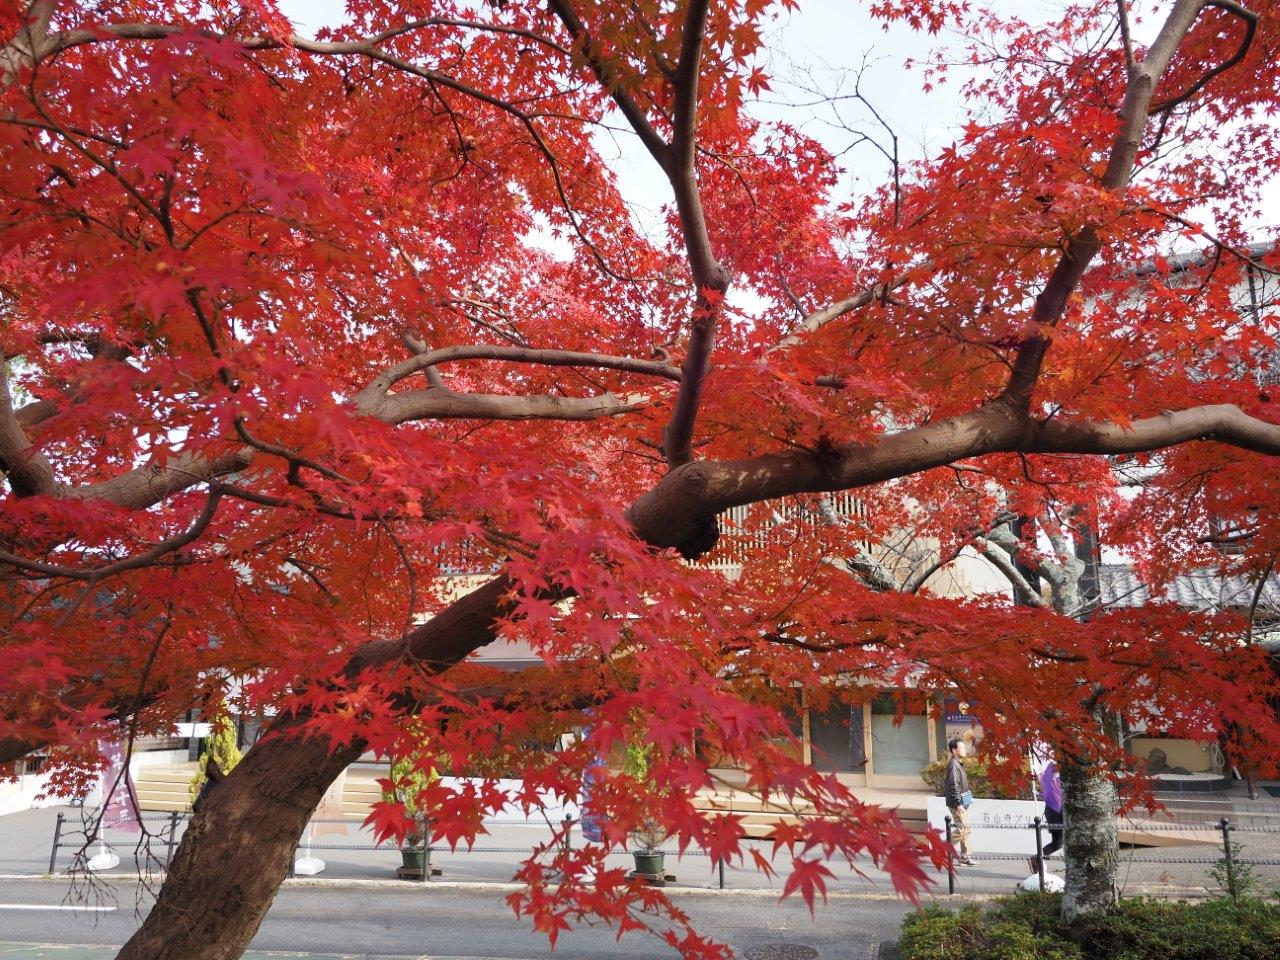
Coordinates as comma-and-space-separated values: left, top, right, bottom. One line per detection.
927, 796, 1050, 854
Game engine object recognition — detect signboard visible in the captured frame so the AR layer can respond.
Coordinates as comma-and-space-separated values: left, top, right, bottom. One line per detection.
927, 796, 1045, 854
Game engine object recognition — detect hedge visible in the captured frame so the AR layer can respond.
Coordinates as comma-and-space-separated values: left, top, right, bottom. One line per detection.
899, 894, 1280, 960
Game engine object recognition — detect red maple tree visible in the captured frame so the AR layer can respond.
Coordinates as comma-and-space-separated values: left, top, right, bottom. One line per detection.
2, 2, 1279, 958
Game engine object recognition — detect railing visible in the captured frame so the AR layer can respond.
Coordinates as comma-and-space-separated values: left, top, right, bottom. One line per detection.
45, 808, 1280, 900
942, 814, 1280, 898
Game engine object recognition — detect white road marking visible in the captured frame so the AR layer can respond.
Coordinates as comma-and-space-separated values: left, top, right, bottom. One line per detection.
0, 904, 117, 912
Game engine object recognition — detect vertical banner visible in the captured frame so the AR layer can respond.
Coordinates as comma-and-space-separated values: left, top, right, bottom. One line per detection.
100, 739, 141, 833
578, 754, 605, 843
312, 769, 349, 837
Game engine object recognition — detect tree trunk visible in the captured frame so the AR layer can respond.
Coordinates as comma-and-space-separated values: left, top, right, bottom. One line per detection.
1060, 756, 1119, 922
115, 723, 362, 960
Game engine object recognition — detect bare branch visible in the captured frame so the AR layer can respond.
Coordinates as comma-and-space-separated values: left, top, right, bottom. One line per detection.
975, 535, 1049, 607
1116, 0, 1136, 75
777, 262, 930, 351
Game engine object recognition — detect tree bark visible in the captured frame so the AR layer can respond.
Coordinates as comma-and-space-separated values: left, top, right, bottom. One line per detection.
1060, 754, 1119, 922
115, 724, 364, 960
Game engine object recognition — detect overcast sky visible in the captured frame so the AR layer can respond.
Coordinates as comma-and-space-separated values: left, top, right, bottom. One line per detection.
273, 1, 1275, 252
274, 1, 1021, 226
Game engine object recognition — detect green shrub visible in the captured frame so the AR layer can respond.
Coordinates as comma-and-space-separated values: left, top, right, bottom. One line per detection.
1075, 897, 1280, 960
188, 712, 241, 806
901, 902, 1081, 960
919, 757, 1032, 799
900, 895, 1280, 960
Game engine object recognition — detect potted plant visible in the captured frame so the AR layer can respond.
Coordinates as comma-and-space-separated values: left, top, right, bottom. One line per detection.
382, 753, 436, 877
622, 744, 669, 880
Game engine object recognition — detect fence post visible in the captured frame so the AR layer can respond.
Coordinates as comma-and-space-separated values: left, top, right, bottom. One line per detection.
1033, 816, 1046, 892
718, 857, 725, 890
421, 815, 431, 882
48, 812, 64, 874
164, 811, 180, 865
945, 815, 955, 895
1220, 817, 1236, 899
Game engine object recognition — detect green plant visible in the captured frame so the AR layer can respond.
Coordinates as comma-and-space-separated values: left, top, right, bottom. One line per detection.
621, 743, 667, 853
1208, 840, 1259, 901
188, 712, 242, 806
920, 757, 1032, 800
382, 754, 437, 849
900, 902, 1081, 960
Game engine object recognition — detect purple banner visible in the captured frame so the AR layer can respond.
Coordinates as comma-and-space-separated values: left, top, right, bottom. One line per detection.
100, 740, 141, 833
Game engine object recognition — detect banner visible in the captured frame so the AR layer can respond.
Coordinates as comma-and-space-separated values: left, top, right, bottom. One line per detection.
312, 769, 349, 837
100, 739, 141, 833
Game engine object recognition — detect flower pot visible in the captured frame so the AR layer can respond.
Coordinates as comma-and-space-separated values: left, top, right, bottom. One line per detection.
400, 847, 426, 873
632, 851, 665, 876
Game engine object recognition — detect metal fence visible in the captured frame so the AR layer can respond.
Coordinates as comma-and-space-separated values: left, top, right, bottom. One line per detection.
46, 809, 1280, 900
941, 814, 1280, 899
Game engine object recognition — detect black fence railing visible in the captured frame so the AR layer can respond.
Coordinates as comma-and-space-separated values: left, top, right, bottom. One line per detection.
45, 810, 1280, 899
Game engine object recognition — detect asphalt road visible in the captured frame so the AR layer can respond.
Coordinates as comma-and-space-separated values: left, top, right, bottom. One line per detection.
0, 878, 913, 960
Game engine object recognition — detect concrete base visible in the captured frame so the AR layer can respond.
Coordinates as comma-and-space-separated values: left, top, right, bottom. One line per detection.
86, 844, 119, 872
395, 864, 443, 881
626, 870, 677, 886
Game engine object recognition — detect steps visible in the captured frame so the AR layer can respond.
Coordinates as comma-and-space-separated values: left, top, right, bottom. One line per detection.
693, 787, 931, 839
340, 774, 382, 820
133, 765, 196, 812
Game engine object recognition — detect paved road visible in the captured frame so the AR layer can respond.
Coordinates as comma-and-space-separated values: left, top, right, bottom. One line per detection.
0, 878, 912, 960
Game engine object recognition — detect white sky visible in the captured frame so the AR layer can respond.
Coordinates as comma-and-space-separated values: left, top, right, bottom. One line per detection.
276, 0, 1014, 234
275, 1, 1276, 257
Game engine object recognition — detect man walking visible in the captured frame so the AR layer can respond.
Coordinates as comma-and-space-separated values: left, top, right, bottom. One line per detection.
944, 736, 975, 865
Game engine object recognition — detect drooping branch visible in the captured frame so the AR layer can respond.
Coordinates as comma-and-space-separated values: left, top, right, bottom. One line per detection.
356, 343, 681, 403
0, 491, 224, 581
1148, 0, 1260, 114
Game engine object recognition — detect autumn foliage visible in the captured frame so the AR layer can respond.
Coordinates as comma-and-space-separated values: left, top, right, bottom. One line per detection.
2, 1, 1280, 957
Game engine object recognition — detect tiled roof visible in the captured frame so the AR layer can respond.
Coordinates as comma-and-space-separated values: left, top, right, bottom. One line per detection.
1099, 563, 1280, 614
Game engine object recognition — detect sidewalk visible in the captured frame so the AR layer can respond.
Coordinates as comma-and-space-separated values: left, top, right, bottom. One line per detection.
5, 804, 1279, 899
0, 947, 386, 960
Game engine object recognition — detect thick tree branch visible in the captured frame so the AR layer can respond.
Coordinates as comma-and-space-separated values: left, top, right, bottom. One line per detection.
545, 0, 667, 160
629, 401, 1280, 555
367, 388, 645, 425
976, 536, 1048, 607
0, 360, 56, 496
1001, 0, 1221, 409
